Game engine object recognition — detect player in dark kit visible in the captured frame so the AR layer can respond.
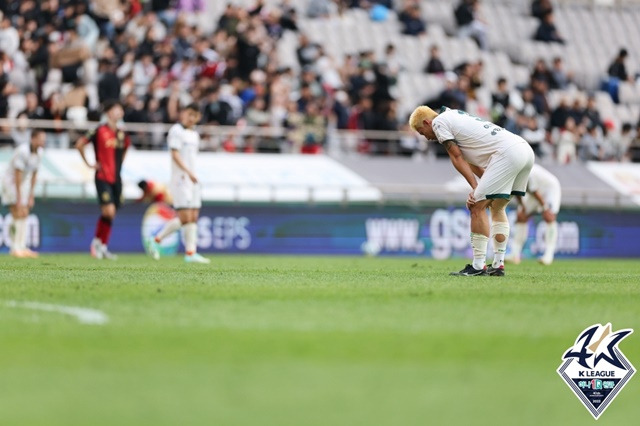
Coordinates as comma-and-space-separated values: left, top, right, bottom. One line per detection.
75, 100, 130, 260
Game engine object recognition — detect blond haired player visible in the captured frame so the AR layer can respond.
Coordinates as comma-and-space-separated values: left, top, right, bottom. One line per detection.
147, 103, 210, 264
1, 129, 46, 258
410, 106, 535, 276
510, 164, 561, 265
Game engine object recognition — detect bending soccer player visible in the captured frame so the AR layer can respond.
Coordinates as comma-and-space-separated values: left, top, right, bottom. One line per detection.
510, 164, 561, 265
147, 103, 210, 264
410, 106, 535, 276
1, 129, 46, 258
76, 100, 130, 260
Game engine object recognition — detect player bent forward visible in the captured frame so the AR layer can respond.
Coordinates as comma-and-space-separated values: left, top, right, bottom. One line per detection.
410, 106, 535, 276
510, 164, 561, 265
147, 103, 210, 264
1, 129, 46, 258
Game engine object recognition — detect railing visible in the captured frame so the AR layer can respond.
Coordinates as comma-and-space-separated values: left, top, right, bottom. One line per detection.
1, 118, 635, 208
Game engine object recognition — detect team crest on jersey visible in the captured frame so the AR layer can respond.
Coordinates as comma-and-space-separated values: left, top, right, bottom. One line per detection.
557, 323, 635, 419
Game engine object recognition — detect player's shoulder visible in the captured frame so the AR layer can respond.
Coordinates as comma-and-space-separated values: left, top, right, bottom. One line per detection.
14, 143, 30, 157
168, 123, 184, 133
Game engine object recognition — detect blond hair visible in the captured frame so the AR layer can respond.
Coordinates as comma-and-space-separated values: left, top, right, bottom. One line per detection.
409, 106, 438, 131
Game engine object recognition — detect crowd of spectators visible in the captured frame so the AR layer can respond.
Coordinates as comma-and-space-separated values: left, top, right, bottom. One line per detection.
0, 0, 639, 162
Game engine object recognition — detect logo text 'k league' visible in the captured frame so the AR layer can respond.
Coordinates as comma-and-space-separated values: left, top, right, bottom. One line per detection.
557, 323, 635, 419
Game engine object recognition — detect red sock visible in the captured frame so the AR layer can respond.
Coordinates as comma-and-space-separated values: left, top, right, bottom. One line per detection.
95, 216, 113, 245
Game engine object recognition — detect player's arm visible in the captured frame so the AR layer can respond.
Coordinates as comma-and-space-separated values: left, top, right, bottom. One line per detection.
443, 140, 478, 190
469, 163, 485, 178
532, 190, 547, 209
75, 134, 99, 170
14, 168, 23, 206
13, 168, 28, 216
171, 149, 198, 183
28, 170, 37, 208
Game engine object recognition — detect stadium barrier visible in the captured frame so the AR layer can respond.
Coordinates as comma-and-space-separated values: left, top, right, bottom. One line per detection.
1, 200, 638, 258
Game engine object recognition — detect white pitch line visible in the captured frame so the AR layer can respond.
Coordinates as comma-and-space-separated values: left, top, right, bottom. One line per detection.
5, 300, 109, 325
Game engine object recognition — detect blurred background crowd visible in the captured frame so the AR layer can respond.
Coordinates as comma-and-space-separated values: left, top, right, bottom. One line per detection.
1, 0, 640, 162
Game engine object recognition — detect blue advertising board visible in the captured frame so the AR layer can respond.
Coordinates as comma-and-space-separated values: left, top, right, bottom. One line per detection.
0, 201, 639, 258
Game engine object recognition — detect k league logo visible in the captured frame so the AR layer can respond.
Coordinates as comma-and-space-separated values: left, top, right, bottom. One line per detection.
557, 323, 635, 419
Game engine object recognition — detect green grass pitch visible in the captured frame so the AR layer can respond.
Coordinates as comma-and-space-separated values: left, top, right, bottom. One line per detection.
1, 255, 639, 426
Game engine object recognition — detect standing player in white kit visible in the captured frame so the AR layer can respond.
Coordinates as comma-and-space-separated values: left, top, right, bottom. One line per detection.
1, 129, 46, 258
509, 164, 562, 265
410, 106, 535, 276
147, 103, 210, 264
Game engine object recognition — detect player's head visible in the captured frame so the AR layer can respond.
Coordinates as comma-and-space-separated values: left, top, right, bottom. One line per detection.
30, 129, 46, 149
409, 106, 439, 139
102, 100, 124, 123
180, 102, 201, 128
138, 180, 148, 191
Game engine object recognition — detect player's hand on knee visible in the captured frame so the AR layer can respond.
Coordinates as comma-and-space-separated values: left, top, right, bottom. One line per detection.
466, 191, 476, 210
188, 173, 198, 183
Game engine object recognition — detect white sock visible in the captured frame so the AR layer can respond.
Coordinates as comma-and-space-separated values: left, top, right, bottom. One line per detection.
511, 222, 528, 259
155, 218, 182, 242
471, 233, 488, 270
543, 221, 558, 262
13, 218, 27, 251
491, 222, 510, 268
184, 223, 197, 255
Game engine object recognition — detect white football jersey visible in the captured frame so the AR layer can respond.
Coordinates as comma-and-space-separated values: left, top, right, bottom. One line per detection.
167, 123, 200, 182
432, 108, 529, 168
527, 164, 560, 194
2, 143, 42, 187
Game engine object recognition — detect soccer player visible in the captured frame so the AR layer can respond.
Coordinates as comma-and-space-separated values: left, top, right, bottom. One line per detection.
147, 103, 210, 264
410, 106, 535, 276
1, 129, 46, 258
509, 164, 561, 265
75, 100, 130, 260
137, 179, 173, 205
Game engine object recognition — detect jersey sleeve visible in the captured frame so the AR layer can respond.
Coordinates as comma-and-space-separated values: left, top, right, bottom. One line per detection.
12, 148, 28, 171
432, 116, 455, 144
167, 125, 183, 150
84, 128, 98, 145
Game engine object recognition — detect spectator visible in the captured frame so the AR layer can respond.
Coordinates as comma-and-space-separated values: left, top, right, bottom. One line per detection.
0, 13, 20, 57
19, 91, 45, 120
611, 122, 634, 162
627, 122, 640, 162
520, 115, 546, 158
454, 0, 488, 50
10, 112, 31, 146
608, 48, 632, 82
534, 11, 564, 44
531, 58, 552, 87
98, 59, 121, 103
603, 48, 632, 103
203, 86, 234, 126
307, 0, 333, 18
557, 116, 580, 163
549, 56, 573, 89
296, 34, 321, 69
42, 92, 70, 149
583, 96, 604, 131
424, 45, 446, 75
531, 0, 553, 21
578, 123, 603, 161
132, 53, 157, 97
549, 98, 571, 131
399, 4, 426, 36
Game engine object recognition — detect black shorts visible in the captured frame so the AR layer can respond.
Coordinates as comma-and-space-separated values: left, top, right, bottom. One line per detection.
95, 179, 123, 209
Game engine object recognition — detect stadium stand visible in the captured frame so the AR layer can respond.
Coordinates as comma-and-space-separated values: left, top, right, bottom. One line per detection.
0, 0, 640, 205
